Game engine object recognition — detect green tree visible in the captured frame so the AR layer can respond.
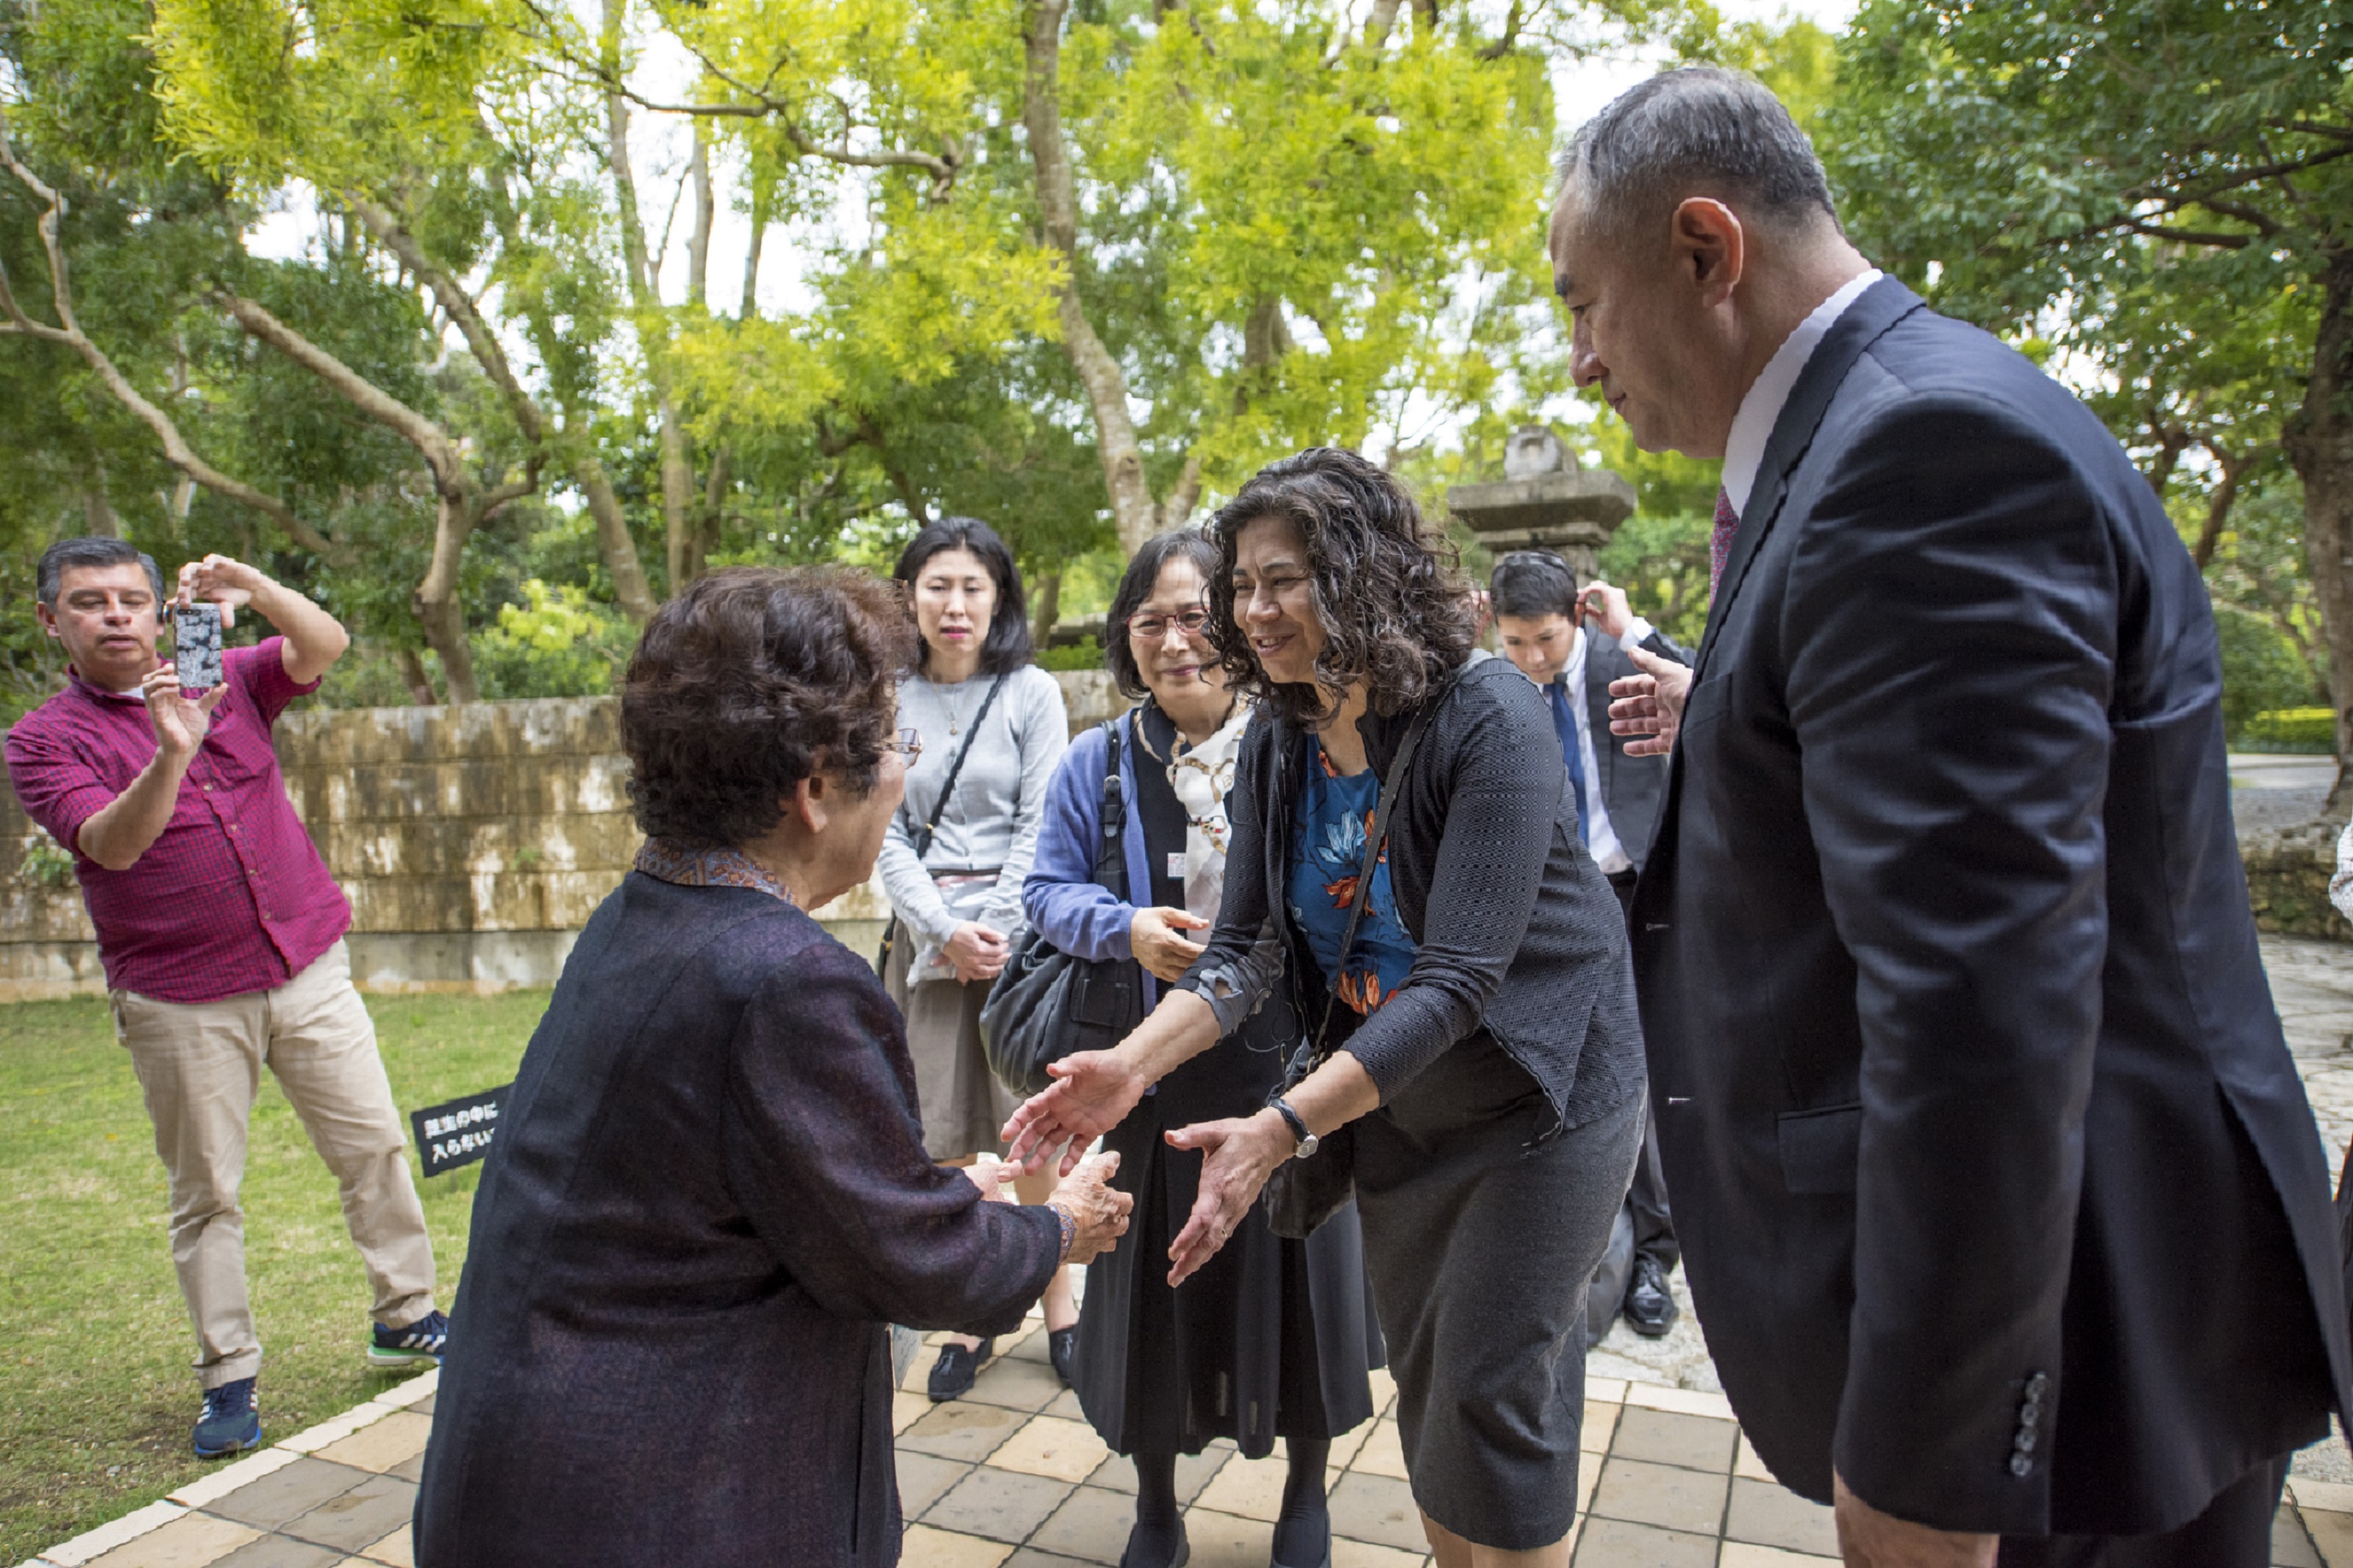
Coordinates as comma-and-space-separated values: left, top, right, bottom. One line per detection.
1824, 0, 2353, 795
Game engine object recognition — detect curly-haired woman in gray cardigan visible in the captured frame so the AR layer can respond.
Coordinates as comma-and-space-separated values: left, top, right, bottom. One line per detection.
1007, 448, 1646, 1568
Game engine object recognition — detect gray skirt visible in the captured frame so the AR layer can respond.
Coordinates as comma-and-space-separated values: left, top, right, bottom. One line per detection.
1352, 1032, 1646, 1552
882, 937, 1020, 1161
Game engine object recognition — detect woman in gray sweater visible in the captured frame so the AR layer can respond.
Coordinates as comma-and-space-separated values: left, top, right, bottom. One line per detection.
880, 516, 1072, 1399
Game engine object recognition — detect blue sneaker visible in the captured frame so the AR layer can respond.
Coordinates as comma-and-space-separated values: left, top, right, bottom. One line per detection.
194, 1378, 261, 1458
368, 1310, 448, 1369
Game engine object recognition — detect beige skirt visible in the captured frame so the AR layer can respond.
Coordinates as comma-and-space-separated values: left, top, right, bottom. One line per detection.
882, 937, 1020, 1161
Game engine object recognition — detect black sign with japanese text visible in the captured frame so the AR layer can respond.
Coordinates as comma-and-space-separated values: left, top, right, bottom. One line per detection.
410, 1084, 510, 1177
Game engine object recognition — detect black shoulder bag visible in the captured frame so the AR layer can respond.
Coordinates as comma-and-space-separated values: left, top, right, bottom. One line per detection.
876, 673, 1007, 974
981, 717, 1146, 1095
1260, 694, 1443, 1241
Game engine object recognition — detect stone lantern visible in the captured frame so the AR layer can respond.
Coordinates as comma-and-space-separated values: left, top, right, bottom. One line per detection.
1445, 426, 1637, 583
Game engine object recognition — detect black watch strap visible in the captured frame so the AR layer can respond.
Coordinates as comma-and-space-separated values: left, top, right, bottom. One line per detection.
1271, 1098, 1310, 1147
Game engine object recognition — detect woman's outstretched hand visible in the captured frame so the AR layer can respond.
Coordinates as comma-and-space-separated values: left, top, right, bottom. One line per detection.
1003, 1049, 1149, 1175
1054, 1151, 1134, 1265
1163, 1109, 1293, 1286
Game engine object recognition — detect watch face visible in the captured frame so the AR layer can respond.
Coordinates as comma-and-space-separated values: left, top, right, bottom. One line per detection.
1297, 1133, 1319, 1159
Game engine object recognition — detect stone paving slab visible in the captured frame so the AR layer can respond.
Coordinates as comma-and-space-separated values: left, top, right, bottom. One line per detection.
32, 935, 2353, 1567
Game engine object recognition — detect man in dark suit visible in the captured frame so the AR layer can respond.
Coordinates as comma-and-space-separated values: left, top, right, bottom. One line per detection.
1554, 67, 2353, 1564
1489, 549, 1686, 1336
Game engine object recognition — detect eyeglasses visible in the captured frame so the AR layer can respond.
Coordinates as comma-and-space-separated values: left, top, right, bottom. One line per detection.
887, 728, 924, 760
1126, 608, 1212, 641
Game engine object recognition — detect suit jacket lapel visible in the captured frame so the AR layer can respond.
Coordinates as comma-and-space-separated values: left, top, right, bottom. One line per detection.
1696, 276, 1926, 676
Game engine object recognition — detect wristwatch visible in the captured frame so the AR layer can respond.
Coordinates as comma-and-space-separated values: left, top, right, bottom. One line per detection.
1270, 1098, 1319, 1159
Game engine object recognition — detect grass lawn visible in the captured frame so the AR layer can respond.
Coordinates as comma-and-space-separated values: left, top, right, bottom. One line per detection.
0, 988, 550, 1561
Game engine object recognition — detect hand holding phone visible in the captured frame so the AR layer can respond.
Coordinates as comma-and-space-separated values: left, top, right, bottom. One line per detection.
171, 602, 226, 696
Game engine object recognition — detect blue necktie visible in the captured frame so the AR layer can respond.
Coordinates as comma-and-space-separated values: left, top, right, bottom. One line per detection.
1549, 678, 1590, 848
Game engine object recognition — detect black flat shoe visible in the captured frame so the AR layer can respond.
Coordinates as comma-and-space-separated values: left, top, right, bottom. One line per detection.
927, 1337, 993, 1402
1622, 1254, 1680, 1339
1270, 1511, 1330, 1568
1048, 1326, 1077, 1387
1118, 1521, 1188, 1568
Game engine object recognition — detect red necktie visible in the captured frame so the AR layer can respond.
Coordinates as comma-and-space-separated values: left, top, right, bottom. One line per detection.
1709, 486, 1740, 600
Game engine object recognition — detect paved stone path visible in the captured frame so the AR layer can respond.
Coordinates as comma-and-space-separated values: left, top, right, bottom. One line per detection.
28, 931, 2353, 1568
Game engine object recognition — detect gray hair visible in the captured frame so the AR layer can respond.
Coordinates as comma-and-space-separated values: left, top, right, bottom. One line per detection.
38, 537, 165, 607
1555, 67, 1838, 244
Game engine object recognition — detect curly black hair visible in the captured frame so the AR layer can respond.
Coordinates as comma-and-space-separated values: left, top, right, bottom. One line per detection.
622, 566, 915, 847
1204, 448, 1478, 726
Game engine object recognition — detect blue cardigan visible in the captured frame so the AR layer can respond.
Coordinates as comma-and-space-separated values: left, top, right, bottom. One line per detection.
1022, 713, 1164, 1009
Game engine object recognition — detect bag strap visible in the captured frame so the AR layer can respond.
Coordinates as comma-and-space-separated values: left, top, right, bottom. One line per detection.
1307, 678, 1451, 1056
878, 671, 1009, 971
907, 673, 1007, 860
1094, 716, 1129, 898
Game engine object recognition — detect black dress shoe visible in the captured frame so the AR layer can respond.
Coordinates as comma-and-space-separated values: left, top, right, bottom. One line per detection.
927, 1337, 993, 1402
1623, 1254, 1679, 1339
1048, 1326, 1077, 1387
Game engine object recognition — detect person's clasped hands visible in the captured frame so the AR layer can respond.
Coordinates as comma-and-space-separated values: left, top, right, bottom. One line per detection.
962, 1150, 1132, 1264
941, 920, 1010, 984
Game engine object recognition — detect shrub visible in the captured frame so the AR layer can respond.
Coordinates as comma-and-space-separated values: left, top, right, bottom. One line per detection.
2238, 706, 2336, 754
474, 580, 636, 699
2214, 606, 2319, 740
1035, 636, 1105, 673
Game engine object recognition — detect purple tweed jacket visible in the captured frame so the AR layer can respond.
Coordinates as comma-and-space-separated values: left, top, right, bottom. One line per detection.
415, 873, 1061, 1567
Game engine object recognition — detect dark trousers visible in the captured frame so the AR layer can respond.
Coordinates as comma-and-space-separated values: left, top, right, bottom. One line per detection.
1608, 868, 1678, 1272
1996, 1455, 2289, 1567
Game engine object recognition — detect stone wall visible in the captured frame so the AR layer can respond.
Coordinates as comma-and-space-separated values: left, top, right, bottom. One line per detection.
2243, 818, 2353, 942
0, 671, 1126, 1000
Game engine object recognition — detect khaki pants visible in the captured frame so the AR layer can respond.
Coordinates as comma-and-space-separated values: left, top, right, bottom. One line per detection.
110, 939, 438, 1389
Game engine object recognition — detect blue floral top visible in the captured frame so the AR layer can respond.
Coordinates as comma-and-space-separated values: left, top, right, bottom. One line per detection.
1288, 740, 1417, 1015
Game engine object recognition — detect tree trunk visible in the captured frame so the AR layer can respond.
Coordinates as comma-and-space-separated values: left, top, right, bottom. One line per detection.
1024, 0, 1161, 556
80, 471, 120, 537
701, 443, 731, 565
2189, 441, 2243, 570
397, 646, 437, 706
2286, 246, 2353, 814
1032, 569, 1062, 648
576, 453, 657, 621
687, 126, 715, 310
741, 181, 769, 318
601, 0, 699, 591
415, 492, 482, 703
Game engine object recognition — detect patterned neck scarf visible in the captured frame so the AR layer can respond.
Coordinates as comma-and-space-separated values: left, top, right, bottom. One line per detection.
634, 837, 797, 906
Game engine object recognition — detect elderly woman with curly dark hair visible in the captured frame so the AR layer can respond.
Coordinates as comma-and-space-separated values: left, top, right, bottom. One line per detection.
1008, 451, 1646, 1568
415, 568, 1131, 1568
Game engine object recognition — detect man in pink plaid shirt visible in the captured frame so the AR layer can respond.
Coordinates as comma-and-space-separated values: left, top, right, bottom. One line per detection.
5, 537, 446, 1459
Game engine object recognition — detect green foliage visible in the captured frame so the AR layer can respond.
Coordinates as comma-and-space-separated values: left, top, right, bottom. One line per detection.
13, 831, 75, 889
1035, 636, 1106, 673
2215, 606, 2322, 740
2240, 707, 2338, 755
472, 579, 636, 700
1821, 0, 2351, 723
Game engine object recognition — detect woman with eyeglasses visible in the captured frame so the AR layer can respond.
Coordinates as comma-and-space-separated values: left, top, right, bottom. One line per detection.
413, 568, 1132, 1568
879, 516, 1077, 1400
1008, 451, 1646, 1568
1022, 531, 1383, 1568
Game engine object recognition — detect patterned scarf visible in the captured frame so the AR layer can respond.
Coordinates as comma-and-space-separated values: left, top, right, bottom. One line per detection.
1163, 702, 1252, 922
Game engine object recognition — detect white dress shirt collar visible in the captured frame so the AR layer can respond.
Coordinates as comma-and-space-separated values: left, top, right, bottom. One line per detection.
1720, 268, 1882, 517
